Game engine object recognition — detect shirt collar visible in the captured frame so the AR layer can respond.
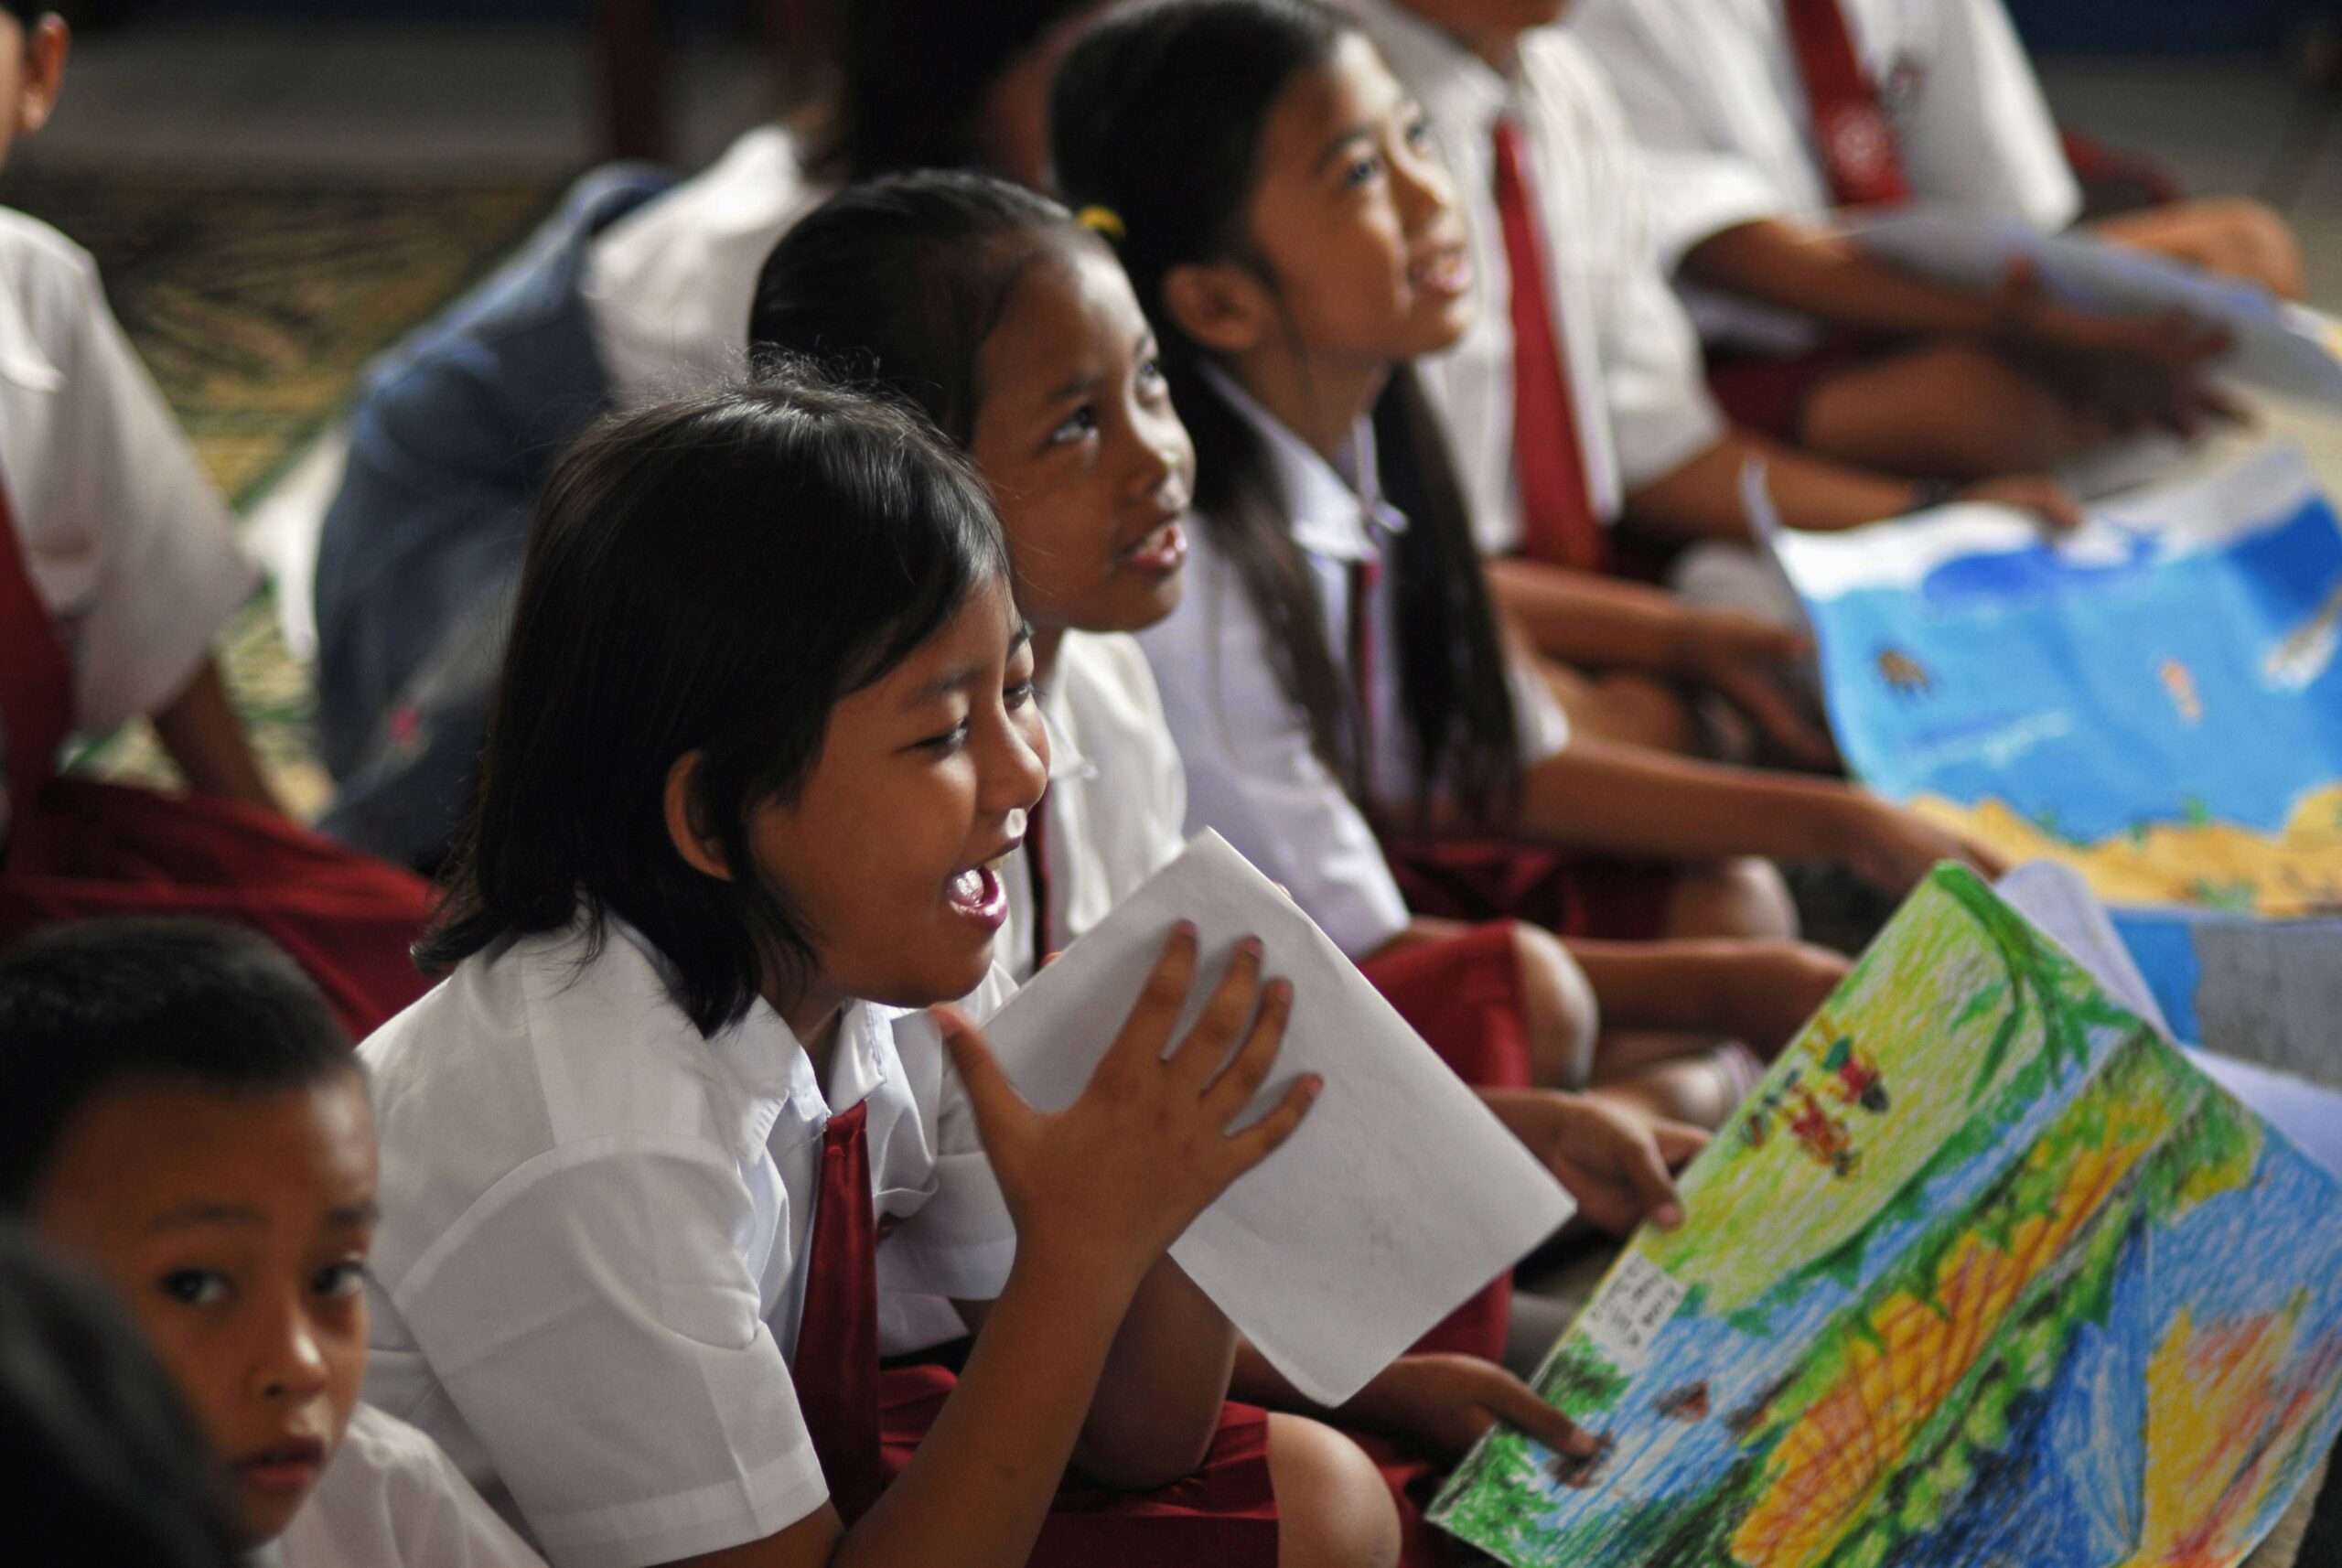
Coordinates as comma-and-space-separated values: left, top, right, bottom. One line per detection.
0, 263, 61, 392
612, 917, 891, 1156
1036, 676, 1096, 784
1200, 362, 1407, 564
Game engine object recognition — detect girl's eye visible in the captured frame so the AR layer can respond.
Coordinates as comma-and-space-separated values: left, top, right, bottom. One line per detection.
918, 722, 972, 755
160, 1270, 230, 1307
1004, 679, 1037, 713
1136, 360, 1169, 400
1342, 152, 1385, 189
1405, 113, 1434, 150
313, 1260, 368, 1299
1048, 405, 1099, 446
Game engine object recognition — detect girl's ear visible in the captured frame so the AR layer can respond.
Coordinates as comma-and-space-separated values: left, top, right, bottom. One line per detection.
16, 16, 68, 134
662, 750, 735, 882
1163, 260, 1274, 357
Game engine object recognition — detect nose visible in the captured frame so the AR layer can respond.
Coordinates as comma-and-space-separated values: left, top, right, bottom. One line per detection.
1392, 135, 1457, 234
251, 1300, 331, 1407
982, 698, 1051, 821
1126, 410, 1192, 505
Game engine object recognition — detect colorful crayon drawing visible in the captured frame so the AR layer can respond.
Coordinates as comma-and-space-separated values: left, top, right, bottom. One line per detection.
1772, 443, 2342, 923
1429, 867, 2342, 1568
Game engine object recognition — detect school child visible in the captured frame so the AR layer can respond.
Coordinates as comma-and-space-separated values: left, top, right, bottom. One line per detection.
0, 5, 432, 1034
313, 0, 1116, 870
0, 919, 543, 1568
1314, 0, 2087, 761
358, 375, 1400, 1568
1571, 0, 2279, 478
1049, 0, 2000, 1065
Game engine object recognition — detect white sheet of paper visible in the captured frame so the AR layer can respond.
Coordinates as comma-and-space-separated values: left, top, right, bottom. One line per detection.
1999, 861, 2342, 1179
976, 831, 1574, 1406
1851, 209, 2342, 408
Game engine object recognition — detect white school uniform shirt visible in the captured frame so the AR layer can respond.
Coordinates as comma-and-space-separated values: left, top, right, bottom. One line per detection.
1336, 0, 1723, 553
267, 1404, 545, 1568
1137, 370, 1570, 961
1570, 0, 2080, 352
0, 209, 257, 827
998, 629, 1188, 983
580, 125, 832, 405
358, 918, 1018, 1568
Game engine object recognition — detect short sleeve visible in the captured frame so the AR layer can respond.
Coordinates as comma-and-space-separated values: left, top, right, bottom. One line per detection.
387, 1143, 824, 1568
1569, 0, 1805, 267
1139, 566, 1411, 961
44, 245, 257, 732
1901, 0, 2079, 231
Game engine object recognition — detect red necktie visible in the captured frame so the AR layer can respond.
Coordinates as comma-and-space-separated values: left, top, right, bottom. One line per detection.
1783, 0, 1912, 209
1490, 119, 1604, 575
1348, 554, 1382, 783
1022, 796, 1053, 975
0, 477, 75, 843
788, 1100, 886, 1524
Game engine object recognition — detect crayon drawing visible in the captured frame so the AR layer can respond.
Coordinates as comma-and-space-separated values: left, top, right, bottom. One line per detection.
1430, 867, 2342, 1568
1772, 444, 2342, 921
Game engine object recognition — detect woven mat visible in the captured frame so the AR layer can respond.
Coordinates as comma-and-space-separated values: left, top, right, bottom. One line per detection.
3, 162, 564, 813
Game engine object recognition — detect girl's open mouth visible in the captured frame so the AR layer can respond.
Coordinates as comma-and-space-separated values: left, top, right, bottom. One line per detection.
945, 863, 1010, 929
1120, 517, 1188, 575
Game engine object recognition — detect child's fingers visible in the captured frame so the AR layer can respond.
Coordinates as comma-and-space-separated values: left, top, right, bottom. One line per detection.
1104, 923, 1201, 1074
1221, 1072, 1320, 1173
1202, 975, 1294, 1122
1651, 1119, 1712, 1168
1616, 1129, 1687, 1231
932, 1005, 1035, 1147
1477, 1369, 1599, 1458
1166, 937, 1266, 1087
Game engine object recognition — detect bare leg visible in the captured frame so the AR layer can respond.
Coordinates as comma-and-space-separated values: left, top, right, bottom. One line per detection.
1266, 1413, 1400, 1568
2093, 197, 2304, 301
1539, 660, 1704, 756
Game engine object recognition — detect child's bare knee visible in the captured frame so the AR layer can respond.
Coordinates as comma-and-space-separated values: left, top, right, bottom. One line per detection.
1509, 921, 1599, 1090
1266, 1413, 1400, 1568
1666, 856, 1798, 943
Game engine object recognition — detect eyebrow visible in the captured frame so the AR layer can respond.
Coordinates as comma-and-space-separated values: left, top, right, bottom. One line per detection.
141, 1199, 380, 1234
902, 625, 1036, 708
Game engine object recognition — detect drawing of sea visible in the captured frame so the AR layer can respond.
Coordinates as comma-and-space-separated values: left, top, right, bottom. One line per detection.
1430, 867, 2342, 1568
1771, 442, 2342, 921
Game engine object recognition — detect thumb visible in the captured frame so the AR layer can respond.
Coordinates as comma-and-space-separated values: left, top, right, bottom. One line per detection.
1618, 1127, 1688, 1231
931, 1005, 1033, 1140
1480, 1369, 1599, 1457
1652, 1118, 1713, 1169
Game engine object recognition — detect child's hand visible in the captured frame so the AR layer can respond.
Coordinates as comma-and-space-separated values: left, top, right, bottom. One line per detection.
1671, 611, 1837, 769
1347, 1353, 1599, 1466
1484, 1090, 1707, 1234
1953, 475, 2084, 531
936, 926, 1320, 1294
1839, 796, 2008, 895
1711, 941, 1852, 1059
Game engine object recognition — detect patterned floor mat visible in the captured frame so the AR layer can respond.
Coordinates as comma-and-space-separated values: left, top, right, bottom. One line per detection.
4, 163, 564, 816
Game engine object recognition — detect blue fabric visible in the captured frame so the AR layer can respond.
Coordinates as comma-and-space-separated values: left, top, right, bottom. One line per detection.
312, 162, 677, 866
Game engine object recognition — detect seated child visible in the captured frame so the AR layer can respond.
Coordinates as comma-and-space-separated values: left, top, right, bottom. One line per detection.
362, 374, 1398, 1568
1571, 0, 2271, 477
0, 1224, 245, 1568
0, 5, 433, 1034
1329, 0, 2077, 760
1051, 0, 1991, 1124
0, 918, 543, 1567
313, 0, 1118, 869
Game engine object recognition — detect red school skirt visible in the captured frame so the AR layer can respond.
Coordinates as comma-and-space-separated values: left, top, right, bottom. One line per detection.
0, 779, 436, 1038
1704, 337, 1872, 443
1384, 840, 1676, 944
880, 1368, 1281, 1566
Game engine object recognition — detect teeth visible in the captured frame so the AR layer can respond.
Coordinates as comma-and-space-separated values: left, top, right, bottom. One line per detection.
951, 869, 983, 902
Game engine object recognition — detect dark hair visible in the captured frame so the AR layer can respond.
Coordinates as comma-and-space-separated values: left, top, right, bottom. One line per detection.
0, 1229, 243, 1567
821, 0, 1103, 182
0, 920, 353, 1213
422, 374, 1012, 1036
749, 170, 1084, 446
1052, 0, 1520, 822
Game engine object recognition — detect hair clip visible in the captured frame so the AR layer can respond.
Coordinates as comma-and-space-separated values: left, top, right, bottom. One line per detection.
1076, 205, 1127, 242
